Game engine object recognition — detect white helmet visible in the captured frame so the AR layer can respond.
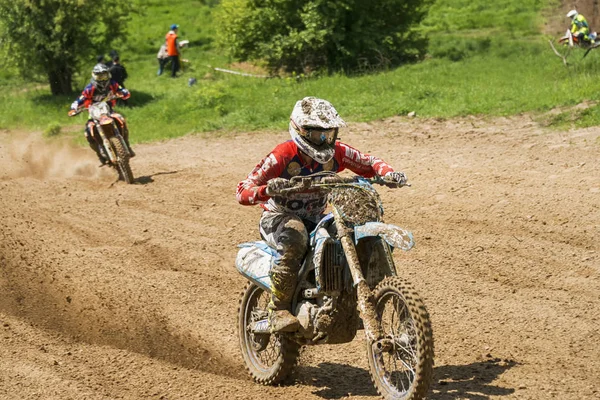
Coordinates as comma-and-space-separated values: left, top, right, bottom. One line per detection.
91, 63, 111, 91
289, 97, 346, 163
567, 9, 578, 19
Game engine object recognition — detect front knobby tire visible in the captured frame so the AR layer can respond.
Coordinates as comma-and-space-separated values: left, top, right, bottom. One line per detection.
109, 136, 134, 184
366, 276, 434, 400
238, 282, 299, 385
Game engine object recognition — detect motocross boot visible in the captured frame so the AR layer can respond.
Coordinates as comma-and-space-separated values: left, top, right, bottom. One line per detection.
268, 258, 301, 333
259, 214, 308, 333
267, 222, 307, 333
268, 296, 300, 333
98, 146, 109, 164
125, 139, 136, 158
86, 133, 107, 165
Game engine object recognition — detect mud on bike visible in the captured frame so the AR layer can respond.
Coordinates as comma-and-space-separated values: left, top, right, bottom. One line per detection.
235, 172, 434, 400
69, 93, 134, 184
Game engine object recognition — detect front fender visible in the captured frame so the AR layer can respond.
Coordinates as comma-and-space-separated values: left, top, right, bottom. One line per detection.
354, 222, 414, 251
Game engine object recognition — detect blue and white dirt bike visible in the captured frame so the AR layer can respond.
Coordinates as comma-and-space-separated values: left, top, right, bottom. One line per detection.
235, 172, 434, 400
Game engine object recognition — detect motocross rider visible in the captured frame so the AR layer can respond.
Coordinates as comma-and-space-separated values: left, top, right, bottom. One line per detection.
567, 9, 594, 44
236, 97, 407, 332
69, 63, 134, 165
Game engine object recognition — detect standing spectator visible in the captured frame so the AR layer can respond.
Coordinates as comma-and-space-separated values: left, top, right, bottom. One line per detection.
157, 42, 169, 76
109, 54, 128, 106
109, 55, 128, 88
165, 24, 181, 78
105, 50, 119, 69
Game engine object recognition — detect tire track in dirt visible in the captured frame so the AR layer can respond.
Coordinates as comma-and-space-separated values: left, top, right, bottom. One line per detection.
0, 136, 246, 379
1, 118, 599, 399
0, 223, 243, 378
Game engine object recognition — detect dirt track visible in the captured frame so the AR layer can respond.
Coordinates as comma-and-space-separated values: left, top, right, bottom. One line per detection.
1, 115, 599, 400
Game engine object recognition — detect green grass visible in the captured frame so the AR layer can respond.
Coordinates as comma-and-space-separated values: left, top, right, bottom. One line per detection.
422, 0, 556, 35
2, 0, 600, 143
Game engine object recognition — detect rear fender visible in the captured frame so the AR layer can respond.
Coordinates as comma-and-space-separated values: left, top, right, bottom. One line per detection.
235, 241, 275, 292
354, 222, 414, 251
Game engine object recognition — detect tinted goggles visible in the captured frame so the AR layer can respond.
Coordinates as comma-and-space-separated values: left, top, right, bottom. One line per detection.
304, 127, 336, 145
95, 71, 110, 82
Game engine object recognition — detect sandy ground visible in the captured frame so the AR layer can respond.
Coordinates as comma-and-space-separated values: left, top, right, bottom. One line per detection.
1, 114, 599, 400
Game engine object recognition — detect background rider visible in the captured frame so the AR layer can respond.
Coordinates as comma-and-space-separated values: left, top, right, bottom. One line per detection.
69, 64, 134, 165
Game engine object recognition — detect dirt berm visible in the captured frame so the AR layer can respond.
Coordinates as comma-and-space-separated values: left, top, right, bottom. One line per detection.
1, 114, 598, 399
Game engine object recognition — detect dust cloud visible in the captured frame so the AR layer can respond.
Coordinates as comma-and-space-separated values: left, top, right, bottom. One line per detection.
0, 131, 109, 180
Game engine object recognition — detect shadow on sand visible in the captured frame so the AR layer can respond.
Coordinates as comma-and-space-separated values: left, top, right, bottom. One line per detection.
431, 357, 517, 400
293, 357, 517, 400
294, 362, 378, 399
135, 170, 180, 185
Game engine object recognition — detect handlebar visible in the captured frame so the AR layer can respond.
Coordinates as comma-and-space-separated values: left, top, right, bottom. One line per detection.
102, 92, 121, 102
273, 173, 409, 196
68, 92, 123, 117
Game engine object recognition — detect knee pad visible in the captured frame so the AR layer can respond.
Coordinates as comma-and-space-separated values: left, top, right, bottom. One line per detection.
278, 219, 308, 256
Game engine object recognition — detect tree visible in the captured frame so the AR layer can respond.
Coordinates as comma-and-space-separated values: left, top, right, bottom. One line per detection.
0, 0, 136, 95
217, 0, 434, 74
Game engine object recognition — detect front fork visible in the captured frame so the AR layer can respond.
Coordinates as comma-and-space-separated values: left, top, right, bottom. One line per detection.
98, 122, 130, 162
332, 207, 382, 342
97, 126, 116, 163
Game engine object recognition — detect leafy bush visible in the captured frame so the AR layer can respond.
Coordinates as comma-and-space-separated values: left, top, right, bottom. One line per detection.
0, 0, 137, 95
192, 82, 231, 116
217, 0, 434, 74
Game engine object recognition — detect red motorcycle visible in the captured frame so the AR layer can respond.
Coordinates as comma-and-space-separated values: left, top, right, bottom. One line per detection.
550, 29, 600, 65
69, 94, 134, 184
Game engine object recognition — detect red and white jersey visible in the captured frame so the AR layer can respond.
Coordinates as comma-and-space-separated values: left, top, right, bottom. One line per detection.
236, 140, 395, 221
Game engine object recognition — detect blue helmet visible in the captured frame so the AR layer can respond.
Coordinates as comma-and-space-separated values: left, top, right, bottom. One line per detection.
170, 24, 179, 30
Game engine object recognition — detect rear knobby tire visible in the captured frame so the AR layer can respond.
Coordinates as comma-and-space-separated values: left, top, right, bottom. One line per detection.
109, 136, 134, 184
238, 282, 299, 384
367, 276, 434, 400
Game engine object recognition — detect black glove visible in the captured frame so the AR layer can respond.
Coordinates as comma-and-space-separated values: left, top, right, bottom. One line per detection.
384, 171, 408, 186
266, 178, 291, 196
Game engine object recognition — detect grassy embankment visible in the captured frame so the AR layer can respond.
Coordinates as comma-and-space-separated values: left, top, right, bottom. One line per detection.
1, 0, 599, 142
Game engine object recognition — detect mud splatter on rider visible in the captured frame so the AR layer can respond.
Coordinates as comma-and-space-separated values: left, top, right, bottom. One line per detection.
236, 97, 407, 332
69, 64, 135, 165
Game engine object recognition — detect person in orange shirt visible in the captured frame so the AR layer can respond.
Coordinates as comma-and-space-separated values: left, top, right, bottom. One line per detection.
165, 24, 181, 77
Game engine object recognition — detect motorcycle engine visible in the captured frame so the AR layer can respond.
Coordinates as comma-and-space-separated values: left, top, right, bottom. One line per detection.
295, 300, 317, 338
